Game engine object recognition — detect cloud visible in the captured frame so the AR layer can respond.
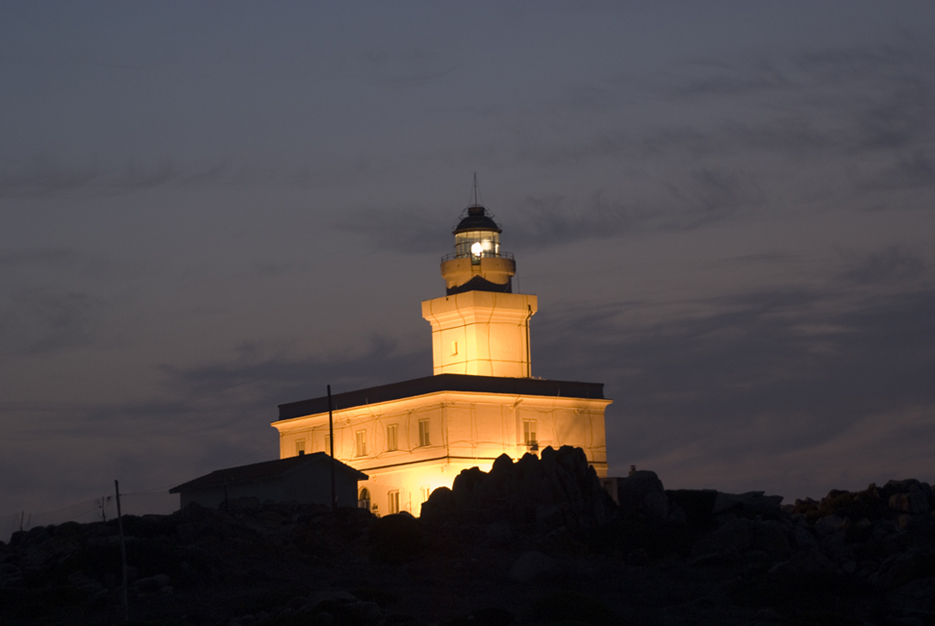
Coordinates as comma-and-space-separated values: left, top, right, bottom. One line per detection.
359, 46, 459, 87
159, 334, 427, 410
863, 150, 935, 191
532, 278, 935, 495
507, 166, 763, 247
717, 251, 798, 266
0, 248, 82, 268
0, 152, 405, 200
794, 43, 920, 79
326, 40, 933, 255
0, 288, 107, 356
0, 247, 142, 281
840, 246, 926, 285
0, 155, 233, 199
677, 59, 793, 97
335, 206, 452, 255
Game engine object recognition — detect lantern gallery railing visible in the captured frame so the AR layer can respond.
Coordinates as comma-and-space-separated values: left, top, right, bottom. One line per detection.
442, 250, 515, 263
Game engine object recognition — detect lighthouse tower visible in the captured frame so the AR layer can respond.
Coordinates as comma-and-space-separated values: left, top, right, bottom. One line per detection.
422, 205, 538, 378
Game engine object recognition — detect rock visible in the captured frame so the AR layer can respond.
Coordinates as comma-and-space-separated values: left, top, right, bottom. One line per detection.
713, 491, 783, 519
134, 573, 171, 593
642, 490, 671, 521
176, 523, 197, 543
307, 589, 353, 608
667, 489, 718, 530
889, 491, 932, 515
256, 510, 285, 526
817, 484, 887, 521
753, 520, 792, 560
509, 550, 559, 583
311, 613, 335, 626
452, 607, 517, 626
288, 595, 309, 609
452, 467, 487, 510
224, 497, 260, 512
67, 569, 103, 593
350, 600, 382, 623
485, 520, 514, 544
420, 486, 455, 520
369, 513, 424, 564
693, 518, 754, 556
884, 576, 935, 615
792, 525, 817, 551
535, 504, 565, 534
769, 547, 836, 574
0, 562, 19, 581
424, 446, 614, 535
615, 470, 664, 510
613, 469, 687, 523
871, 549, 924, 590
814, 514, 847, 539
821, 527, 849, 561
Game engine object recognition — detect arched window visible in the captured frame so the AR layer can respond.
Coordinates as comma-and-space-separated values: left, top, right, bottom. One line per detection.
358, 488, 371, 510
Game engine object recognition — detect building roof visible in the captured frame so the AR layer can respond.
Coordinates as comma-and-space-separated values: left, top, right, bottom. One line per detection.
277, 373, 606, 421
453, 205, 501, 234
169, 453, 368, 494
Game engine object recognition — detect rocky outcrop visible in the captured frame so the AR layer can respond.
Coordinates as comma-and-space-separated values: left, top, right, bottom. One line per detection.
2, 458, 934, 626
421, 446, 616, 536
0, 502, 398, 626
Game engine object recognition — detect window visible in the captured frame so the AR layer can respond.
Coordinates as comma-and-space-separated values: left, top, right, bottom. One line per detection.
387, 490, 400, 515
420, 486, 431, 503
418, 419, 430, 447
386, 424, 398, 452
524, 420, 538, 449
355, 430, 367, 457
295, 439, 306, 456
358, 488, 370, 510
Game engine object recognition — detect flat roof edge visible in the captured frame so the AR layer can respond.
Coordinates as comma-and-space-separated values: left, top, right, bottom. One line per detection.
277, 373, 606, 421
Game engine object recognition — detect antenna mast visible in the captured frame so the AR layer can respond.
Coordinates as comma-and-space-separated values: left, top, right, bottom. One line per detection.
470, 172, 484, 207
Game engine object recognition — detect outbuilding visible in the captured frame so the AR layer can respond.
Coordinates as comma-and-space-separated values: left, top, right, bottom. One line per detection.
169, 453, 368, 509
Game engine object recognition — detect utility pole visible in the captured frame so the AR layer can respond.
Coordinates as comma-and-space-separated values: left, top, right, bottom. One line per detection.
328, 384, 336, 513
114, 480, 128, 623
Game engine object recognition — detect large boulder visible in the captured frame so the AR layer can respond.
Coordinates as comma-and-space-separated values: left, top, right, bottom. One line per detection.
509, 550, 559, 583
369, 512, 424, 564
424, 446, 614, 534
614, 470, 685, 523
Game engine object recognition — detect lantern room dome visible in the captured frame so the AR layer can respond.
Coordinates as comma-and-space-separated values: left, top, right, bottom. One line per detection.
453, 206, 501, 234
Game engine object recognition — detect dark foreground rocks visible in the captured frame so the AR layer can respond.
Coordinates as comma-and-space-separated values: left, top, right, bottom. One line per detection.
1, 449, 933, 626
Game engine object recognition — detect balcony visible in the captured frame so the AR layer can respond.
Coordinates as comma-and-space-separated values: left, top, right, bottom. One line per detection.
442, 250, 514, 263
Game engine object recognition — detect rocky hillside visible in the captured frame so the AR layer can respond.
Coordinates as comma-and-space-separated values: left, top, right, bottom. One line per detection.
2, 446, 933, 626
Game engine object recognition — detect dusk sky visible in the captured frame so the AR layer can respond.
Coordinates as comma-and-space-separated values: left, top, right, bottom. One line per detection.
2, 1, 934, 520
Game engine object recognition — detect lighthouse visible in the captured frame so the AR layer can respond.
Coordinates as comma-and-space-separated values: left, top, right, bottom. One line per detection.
272, 194, 610, 516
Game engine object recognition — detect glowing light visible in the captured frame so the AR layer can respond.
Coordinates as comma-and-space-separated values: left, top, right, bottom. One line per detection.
471, 241, 483, 257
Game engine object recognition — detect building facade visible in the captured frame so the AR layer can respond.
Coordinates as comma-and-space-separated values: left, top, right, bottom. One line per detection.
271, 203, 611, 516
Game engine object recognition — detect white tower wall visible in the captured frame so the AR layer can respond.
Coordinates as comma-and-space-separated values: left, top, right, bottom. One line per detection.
422, 290, 538, 378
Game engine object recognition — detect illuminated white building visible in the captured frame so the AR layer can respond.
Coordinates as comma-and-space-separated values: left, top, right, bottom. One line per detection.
271, 203, 611, 516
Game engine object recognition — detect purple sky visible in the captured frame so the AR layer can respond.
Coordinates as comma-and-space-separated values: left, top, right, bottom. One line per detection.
2, 1, 934, 518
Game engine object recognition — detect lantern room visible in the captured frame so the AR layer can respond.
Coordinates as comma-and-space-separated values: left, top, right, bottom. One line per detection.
441, 205, 516, 296
453, 205, 502, 261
